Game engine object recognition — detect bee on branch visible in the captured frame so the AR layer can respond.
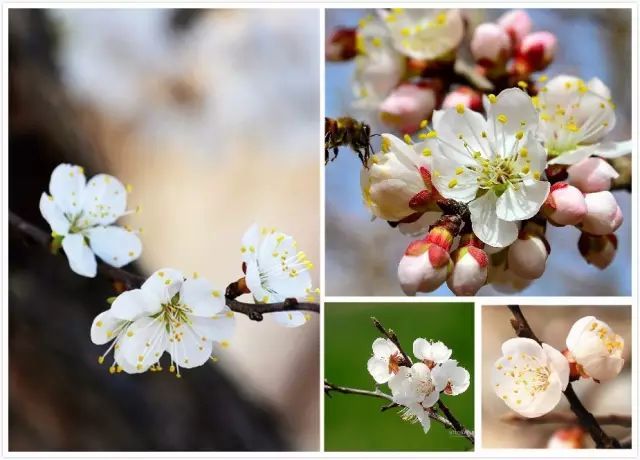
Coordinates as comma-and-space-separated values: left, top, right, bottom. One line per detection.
325, 117, 374, 168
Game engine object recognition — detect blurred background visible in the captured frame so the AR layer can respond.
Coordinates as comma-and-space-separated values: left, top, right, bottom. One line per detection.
324, 302, 474, 451
325, 8, 632, 296
9, 8, 320, 451
482, 305, 632, 448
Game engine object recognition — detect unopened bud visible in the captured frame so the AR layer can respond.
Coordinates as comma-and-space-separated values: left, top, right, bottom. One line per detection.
470, 22, 512, 67
578, 233, 617, 269
507, 231, 550, 280
398, 241, 451, 296
567, 157, 619, 193
325, 27, 358, 61
515, 31, 557, 73
379, 83, 438, 134
543, 182, 587, 226
447, 245, 488, 295
580, 191, 623, 235
441, 86, 483, 112
547, 427, 585, 449
497, 10, 532, 46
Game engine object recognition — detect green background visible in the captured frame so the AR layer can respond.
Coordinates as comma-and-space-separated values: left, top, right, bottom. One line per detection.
324, 302, 474, 452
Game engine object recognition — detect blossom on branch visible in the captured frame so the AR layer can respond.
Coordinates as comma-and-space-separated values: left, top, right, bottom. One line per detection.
367, 337, 403, 384
39, 163, 142, 277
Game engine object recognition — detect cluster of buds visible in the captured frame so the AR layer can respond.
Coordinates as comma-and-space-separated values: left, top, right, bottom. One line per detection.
367, 335, 470, 434
494, 315, 625, 418
471, 10, 557, 80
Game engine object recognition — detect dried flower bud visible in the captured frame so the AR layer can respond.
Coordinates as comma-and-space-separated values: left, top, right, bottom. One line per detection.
568, 157, 619, 193
325, 27, 358, 61
542, 182, 587, 226
580, 191, 623, 235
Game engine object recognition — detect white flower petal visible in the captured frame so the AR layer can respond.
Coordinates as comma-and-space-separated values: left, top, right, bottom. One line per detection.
141, 268, 184, 305
373, 337, 395, 357
61, 233, 97, 277
49, 163, 86, 215
110, 288, 160, 321
272, 311, 308, 327
595, 140, 632, 158
501, 337, 545, 360
547, 145, 598, 165
119, 316, 167, 372
191, 308, 236, 342
39, 193, 70, 235
413, 338, 431, 361
240, 223, 261, 263
430, 342, 452, 363
468, 192, 518, 247
81, 174, 127, 227
367, 356, 392, 384
398, 211, 440, 236
435, 107, 491, 159
520, 373, 563, 418
85, 225, 142, 268
496, 180, 549, 222
179, 278, 225, 317
542, 343, 570, 389
565, 316, 594, 350
90, 310, 125, 345
487, 88, 538, 147
167, 324, 214, 369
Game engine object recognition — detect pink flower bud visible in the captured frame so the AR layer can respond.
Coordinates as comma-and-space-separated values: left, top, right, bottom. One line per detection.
441, 86, 482, 112
497, 10, 532, 46
547, 427, 585, 449
507, 231, 550, 280
470, 23, 511, 66
543, 182, 587, 226
580, 191, 623, 235
567, 157, 619, 193
379, 83, 438, 134
398, 240, 450, 295
325, 28, 358, 62
515, 31, 557, 72
447, 246, 488, 295
578, 233, 617, 269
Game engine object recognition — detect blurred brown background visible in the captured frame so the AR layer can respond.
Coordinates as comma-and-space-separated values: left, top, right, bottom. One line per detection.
9, 8, 319, 451
482, 305, 631, 448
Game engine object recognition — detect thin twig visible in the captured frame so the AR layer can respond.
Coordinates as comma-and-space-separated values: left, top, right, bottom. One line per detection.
507, 305, 622, 449
370, 317, 474, 444
9, 210, 320, 321
501, 412, 631, 427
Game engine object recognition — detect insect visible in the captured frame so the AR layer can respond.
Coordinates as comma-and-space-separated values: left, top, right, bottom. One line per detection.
325, 117, 374, 167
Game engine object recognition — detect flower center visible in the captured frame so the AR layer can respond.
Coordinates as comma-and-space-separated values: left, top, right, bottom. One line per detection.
589, 321, 623, 355
416, 376, 436, 398
155, 293, 192, 332
474, 155, 534, 196
388, 352, 403, 374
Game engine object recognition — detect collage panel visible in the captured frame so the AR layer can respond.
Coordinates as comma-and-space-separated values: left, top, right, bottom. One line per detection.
324, 301, 474, 452
325, 8, 631, 297
8, 8, 320, 452
482, 304, 632, 449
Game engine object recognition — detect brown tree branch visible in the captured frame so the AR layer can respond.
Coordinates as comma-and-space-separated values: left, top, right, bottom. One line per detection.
501, 412, 631, 427
507, 305, 622, 449
9, 210, 320, 321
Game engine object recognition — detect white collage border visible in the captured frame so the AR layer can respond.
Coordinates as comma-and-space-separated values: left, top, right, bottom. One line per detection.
1, 1, 638, 458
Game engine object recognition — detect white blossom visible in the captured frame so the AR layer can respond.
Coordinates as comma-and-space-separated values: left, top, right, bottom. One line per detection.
566, 316, 624, 382
389, 362, 440, 408
241, 224, 318, 327
431, 88, 550, 247
367, 337, 403, 384
413, 338, 452, 367
39, 163, 142, 277
493, 337, 569, 418
432, 359, 470, 395
90, 268, 234, 376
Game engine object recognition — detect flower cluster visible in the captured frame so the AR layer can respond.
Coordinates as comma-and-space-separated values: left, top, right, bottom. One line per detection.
39, 164, 318, 375
329, 9, 631, 296
367, 336, 470, 433
493, 316, 624, 417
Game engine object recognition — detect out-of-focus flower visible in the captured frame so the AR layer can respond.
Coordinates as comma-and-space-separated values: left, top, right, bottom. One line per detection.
383, 9, 465, 61
566, 316, 624, 382
379, 83, 438, 134
325, 27, 358, 61
241, 224, 317, 327
367, 337, 404, 384
547, 427, 585, 449
470, 22, 511, 67
579, 191, 623, 235
515, 31, 557, 73
578, 233, 617, 269
432, 359, 470, 395
542, 182, 587, 226
538, 75, 630, 166
487, 254, 533, 293
430, 88, 549, 247
361, 134, 434, 222
389, 362, 440, 408
90, 268, 232, 376
497, 10, 532, 46
441, 86, 482, 112
567, 157, 619, 192
397, 239, 451, 295
39, 163, 142, 277
447, 237, 488, 295
493, 338, 569, 417
413, 338, 452, 368
507, 229, 550, 280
